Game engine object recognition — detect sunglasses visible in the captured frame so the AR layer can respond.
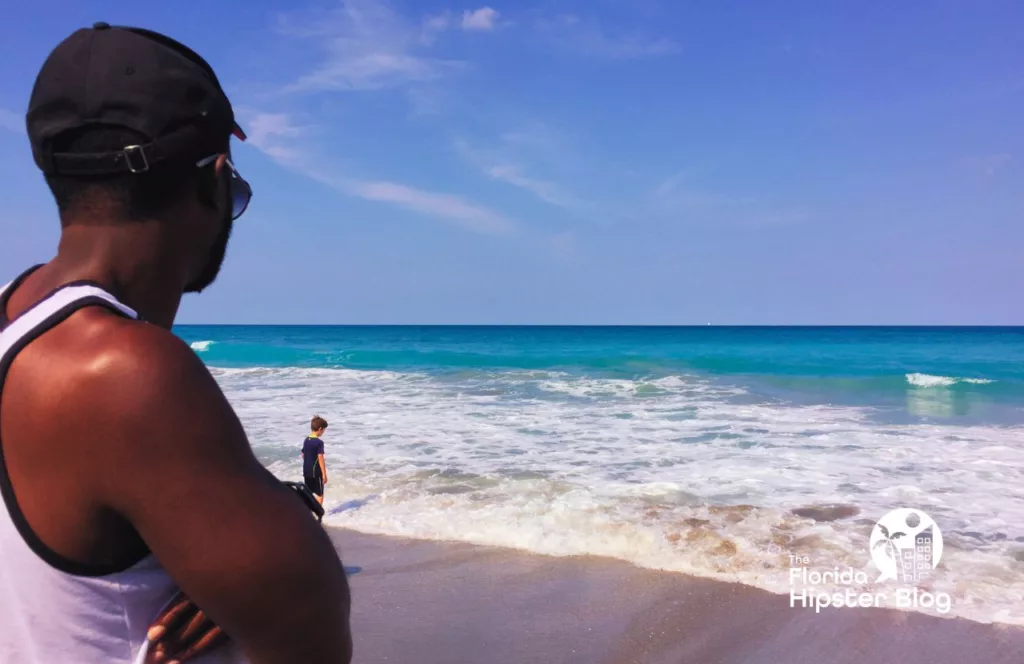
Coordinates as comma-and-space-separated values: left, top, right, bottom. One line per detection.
196, 154, 253, 220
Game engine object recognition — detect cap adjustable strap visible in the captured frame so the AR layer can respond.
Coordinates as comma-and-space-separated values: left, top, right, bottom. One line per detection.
122, 145, 149, 173
40, 123, 215, 176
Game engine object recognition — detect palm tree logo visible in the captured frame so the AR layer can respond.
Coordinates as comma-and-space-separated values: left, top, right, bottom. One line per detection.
870, 508, 943, 583
872, 524, 906, 564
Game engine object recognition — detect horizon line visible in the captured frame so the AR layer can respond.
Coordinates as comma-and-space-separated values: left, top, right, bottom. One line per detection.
172, 323, 1024, 328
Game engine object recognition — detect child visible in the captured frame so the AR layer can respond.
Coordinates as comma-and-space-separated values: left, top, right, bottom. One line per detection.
301, 415, 329, 505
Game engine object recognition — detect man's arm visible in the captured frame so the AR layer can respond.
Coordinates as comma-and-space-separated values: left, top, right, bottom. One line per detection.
79, 325, 351, 663
318, 453, 328, 484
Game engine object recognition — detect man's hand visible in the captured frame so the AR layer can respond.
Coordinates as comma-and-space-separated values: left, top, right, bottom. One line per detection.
146, 593, 228, 663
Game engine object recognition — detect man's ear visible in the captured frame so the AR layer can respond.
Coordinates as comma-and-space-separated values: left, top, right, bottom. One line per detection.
193, 153, 230, 211
196, 165, 220, 209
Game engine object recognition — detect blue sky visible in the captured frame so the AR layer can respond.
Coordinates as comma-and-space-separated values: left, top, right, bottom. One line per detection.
1, 0, 1022, 324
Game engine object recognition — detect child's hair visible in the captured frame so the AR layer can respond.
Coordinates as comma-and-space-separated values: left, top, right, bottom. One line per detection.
311, 415, 329, 432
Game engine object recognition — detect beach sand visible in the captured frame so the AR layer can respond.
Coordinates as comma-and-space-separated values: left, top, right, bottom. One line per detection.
330, 528, 1024, 664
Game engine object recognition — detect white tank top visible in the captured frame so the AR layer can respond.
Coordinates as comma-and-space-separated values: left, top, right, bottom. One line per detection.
0, 270, 245, 664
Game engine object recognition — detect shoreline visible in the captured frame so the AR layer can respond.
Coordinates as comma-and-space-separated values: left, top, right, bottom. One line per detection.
329, 527, 1024, 664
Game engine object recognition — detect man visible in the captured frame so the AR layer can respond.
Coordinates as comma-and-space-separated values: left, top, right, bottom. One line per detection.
0, 24, 352, 663
302, 416, 329, 506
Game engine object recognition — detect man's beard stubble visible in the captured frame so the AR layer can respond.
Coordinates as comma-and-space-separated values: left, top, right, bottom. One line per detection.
183, 215, 233, 294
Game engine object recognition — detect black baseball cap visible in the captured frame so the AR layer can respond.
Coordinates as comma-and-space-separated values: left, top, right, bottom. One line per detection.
27, 22, 247, 176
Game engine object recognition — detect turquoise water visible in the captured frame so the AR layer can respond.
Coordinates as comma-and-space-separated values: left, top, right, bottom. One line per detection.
178, 326, 1024, 624
179, 326, 1024, 422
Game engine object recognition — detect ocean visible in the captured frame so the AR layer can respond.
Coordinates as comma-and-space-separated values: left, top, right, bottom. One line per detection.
177, 325, 1024, 625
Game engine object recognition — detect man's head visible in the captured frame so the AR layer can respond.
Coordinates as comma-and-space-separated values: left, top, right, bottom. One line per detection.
26, 23, 251, 293
311, 416, 329, 436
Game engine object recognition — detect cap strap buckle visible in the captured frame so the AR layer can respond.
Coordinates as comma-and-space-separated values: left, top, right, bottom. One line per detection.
123, 145, 150, 173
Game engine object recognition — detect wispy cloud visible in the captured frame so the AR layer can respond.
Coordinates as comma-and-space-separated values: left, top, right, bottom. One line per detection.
652, 170, 747, 208
242, 3, 521, 234
461, 7, 500, 31
420, 6, 503, 40
421, 11, 452, 43
454, 138, 586, 210
244, 111, 308, 163
653, 170, 689, 197
342, 179, 513, 233
245, 111, 514, 234
278, 0, 466, 93
486, 164, 583, 209
537, 14, 679, 59
0, 108, 21, 133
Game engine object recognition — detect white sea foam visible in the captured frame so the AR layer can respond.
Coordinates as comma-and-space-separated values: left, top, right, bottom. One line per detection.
215, 366, 1024, 626
190, 340, 214, 352
906, 372, 995, 387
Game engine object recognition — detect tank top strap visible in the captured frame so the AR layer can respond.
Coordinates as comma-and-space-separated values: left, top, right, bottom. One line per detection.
0, 280, 140, 361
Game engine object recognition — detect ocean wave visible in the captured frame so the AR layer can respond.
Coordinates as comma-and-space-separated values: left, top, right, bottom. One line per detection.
320, 470, 1024, 627
210, 365, 353, 377
906, 373, 995, 387
190, 340, 214, 352
213, 365, 1024, 626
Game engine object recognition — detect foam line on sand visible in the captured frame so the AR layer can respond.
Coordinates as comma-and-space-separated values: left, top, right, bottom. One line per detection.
330, 528, 1024, 664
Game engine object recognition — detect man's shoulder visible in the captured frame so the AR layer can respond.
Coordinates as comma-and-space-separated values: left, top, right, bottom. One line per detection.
77, 309, 203, 374
5, 307, 232, 495
29, 308, 215, 417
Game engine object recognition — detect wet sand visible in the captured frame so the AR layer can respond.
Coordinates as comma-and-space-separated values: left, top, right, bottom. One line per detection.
330, 528, 1024, 664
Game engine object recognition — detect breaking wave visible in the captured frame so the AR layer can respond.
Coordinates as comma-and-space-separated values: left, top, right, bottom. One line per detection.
906, 373, 995, 388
